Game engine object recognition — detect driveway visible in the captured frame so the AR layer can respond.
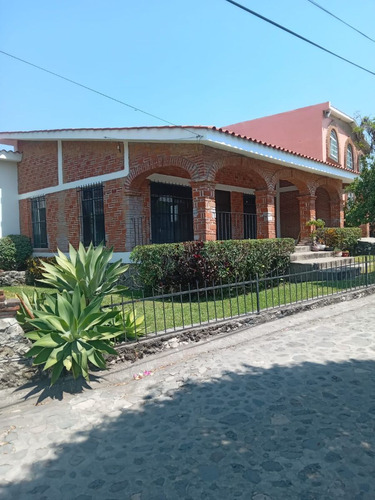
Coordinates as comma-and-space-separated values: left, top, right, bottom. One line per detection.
1, 295, 375, 499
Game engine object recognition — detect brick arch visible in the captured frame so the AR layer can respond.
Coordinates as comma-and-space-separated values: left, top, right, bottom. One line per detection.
213, 158, 269, 190
125, 155, 198, 189
271, 168, 310, 194
315, 186, 332, 226
313, 178, 342, 201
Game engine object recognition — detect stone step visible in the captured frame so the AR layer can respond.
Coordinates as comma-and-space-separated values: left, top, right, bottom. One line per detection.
290, 256, 356, 272
290, 251, 335, 261
293, 245, 311, 253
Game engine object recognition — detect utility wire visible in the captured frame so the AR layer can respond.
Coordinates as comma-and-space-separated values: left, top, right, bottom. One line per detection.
225, 0, 375, 77
0, 49, 203, 138
307, 0, 375, 44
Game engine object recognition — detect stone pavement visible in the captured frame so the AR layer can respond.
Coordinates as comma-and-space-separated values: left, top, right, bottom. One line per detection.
1, 295, 375, 500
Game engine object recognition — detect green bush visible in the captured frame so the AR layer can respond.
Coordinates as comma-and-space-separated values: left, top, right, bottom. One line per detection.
0, 234, 32, 271
130, 239, 295, 291
25, 257, 57, 285
315, 227, 361, 252
19, 242, 144, 385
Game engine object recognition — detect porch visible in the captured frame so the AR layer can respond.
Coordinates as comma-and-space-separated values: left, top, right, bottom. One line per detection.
125, 176, 343, 250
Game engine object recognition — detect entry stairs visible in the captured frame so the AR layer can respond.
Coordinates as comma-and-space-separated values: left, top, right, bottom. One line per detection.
290, 245, 360, 274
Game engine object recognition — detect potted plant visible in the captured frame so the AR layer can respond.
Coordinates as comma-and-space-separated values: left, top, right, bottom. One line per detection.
333, 247, 342, 257
342, 249, 350, 257
306, 219, 326, 250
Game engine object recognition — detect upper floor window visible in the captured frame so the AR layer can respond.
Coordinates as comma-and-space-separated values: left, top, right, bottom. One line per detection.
329, 129, 339, 161
31, 196, 48, 248
79, 184, 105, 247
346, 144, 354, 170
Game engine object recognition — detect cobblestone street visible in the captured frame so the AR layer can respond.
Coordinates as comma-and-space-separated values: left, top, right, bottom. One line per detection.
1, 295, 375, 499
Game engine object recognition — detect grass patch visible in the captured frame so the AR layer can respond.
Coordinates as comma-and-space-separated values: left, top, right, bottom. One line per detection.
3, 268, 375, 341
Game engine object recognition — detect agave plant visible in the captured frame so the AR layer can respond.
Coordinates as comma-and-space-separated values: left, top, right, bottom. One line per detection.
23, 286, 123, 385
38, 242, 128, 304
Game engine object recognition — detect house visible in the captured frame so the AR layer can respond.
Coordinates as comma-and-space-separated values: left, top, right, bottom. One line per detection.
0, 102, 361, 262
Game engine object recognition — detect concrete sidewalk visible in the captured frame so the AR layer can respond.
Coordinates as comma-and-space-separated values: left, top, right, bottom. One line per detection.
1, 295, 375, 499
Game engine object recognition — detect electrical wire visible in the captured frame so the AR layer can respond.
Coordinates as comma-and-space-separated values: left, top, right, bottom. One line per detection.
225, 0, 375, 77
0, 49, 203, 138
307, 0, 375, 44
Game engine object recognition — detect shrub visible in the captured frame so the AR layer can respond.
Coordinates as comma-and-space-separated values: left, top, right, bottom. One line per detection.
19, 242, 144, 385
0, 234, 32, 271
25, 257, 56, 285
130, 239, 295, 291
315, 227, 361, 252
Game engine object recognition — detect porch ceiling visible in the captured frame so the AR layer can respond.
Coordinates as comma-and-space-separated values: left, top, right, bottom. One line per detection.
0, 126, 357, 183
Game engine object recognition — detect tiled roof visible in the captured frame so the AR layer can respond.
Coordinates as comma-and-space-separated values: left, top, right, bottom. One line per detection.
0, 125, 355, 173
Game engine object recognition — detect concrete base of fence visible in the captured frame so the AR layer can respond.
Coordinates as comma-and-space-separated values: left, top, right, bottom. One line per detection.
110, 284, 375, 366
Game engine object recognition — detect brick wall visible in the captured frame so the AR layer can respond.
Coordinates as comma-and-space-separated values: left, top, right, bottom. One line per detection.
18, 141, 58, 194
315, 187, 331, 226
280, 191, 300, 239
63, 141, 124, 183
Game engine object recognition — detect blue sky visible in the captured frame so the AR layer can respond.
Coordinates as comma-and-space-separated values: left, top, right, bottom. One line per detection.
1, 0, 375, 134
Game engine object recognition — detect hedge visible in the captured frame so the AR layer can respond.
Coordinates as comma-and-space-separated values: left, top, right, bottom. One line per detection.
130, 239, 295, 291
315, 227, 362, 252
0, 235, 32, 271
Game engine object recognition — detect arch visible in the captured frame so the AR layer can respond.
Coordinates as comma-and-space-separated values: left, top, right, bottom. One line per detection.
271, 168, 310, 194
125, 154, 197, 190
214, 158, 269, 190
315, 186, 331, 226
313, 177, 341, 202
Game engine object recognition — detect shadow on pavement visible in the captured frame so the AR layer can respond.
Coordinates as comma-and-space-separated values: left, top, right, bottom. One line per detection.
2, 358, 375, 499
13, 373, 103, 404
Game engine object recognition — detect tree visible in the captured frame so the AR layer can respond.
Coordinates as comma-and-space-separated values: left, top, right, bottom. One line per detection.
345, 115, 375, 226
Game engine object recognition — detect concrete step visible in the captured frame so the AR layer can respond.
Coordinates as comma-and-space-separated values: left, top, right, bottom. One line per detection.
293, 245, 311, 253
290, 256, 356, 272
290, 251, 336, 261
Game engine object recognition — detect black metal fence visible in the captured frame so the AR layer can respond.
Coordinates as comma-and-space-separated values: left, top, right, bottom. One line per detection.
103, 255, 375, 343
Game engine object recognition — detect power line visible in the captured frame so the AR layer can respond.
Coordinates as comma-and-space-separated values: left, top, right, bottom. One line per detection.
307, 0, 375, 44
0, 49, 203, 138
225, 0, 375, 77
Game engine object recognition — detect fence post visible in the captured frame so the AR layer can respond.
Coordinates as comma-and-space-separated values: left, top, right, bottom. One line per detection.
255, 273, 261, 314
365, 255, 369, 287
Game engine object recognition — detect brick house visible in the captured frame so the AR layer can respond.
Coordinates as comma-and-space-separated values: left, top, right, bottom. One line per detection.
0, 102, 360, 262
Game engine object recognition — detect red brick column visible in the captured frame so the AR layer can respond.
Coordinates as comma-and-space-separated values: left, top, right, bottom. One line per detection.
297, 195, 316, 242
191, 181, 216, 241
255, 189, 276, 239
330, 199, 344, 228
360, 224, 370, 237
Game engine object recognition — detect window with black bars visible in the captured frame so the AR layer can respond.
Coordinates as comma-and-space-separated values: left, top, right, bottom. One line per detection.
31, 196, 48, 248
78, 184, 105, 247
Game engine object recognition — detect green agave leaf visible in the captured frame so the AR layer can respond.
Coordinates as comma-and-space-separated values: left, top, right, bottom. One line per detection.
43, 344, 66, 370
63, 356, 72, 371
89, 340, 118, 355
24, 344, 45, 358
33, 332, 64, 348
71, 358, 82, 379
88, 350, 106, 369
33, 347, 54, 365
50, 360, 64, 386
24, 331, 43, 341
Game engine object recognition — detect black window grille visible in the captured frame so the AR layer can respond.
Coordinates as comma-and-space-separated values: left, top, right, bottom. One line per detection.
150, 182, 194, 244
31, 196, 48, 248
79, 184, 105, 247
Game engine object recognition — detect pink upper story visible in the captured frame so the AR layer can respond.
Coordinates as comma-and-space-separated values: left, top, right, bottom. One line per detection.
225, 102, 359, 170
